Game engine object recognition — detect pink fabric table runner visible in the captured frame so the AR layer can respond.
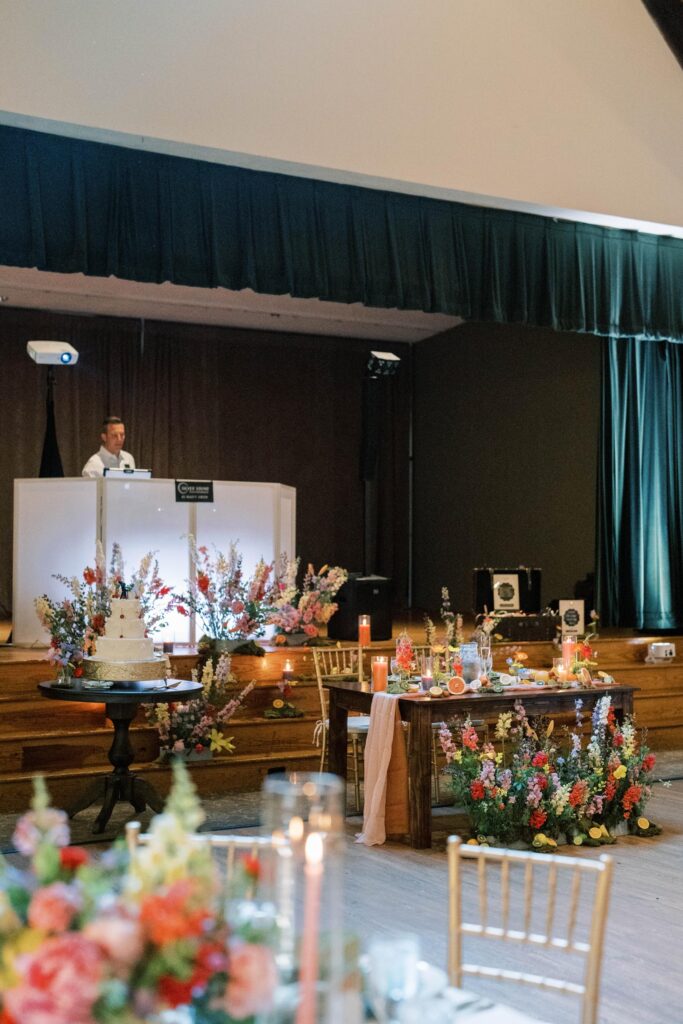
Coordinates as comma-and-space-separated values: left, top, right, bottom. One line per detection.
355, 692, 409, 846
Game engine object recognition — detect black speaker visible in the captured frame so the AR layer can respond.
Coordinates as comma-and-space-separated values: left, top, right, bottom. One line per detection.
472, 566, 542, 614
327, 574, 393, 641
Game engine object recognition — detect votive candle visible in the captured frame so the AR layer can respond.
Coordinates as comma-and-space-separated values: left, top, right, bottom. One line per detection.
295, 832, 323, 1024
282, 659, 294, 682
371, 655, 388, 691
358, 615, 371, 646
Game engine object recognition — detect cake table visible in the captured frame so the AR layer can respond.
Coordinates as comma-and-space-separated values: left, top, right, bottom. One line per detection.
38, 678, 204, 834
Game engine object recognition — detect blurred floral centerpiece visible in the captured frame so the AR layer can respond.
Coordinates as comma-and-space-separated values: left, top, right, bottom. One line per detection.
34, 542, 172, 682
0, 764, 278, 1024
174, 536, 279, 655
269, 559, 348, 645
146, 653, 255, 760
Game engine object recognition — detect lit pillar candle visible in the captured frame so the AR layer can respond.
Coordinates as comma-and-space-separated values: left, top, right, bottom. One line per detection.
358, 615, 371, 646
295, 832, 323, 1024
371, 656, 388, 691
282, 659, 294, 683
421, 668, 433, 690
562, 635, 577, 671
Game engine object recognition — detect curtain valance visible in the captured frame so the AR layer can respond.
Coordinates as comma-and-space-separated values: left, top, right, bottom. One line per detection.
0, 124, 681, 341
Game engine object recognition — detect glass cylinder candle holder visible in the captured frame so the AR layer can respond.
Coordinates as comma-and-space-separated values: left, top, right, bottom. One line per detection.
358, 615, 371, 646
261, 773, 349, 1022
371, 656, 388, 691
282, 658, 294, 682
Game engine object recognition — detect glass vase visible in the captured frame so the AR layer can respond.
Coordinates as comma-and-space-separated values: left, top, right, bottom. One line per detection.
261, 772, 358, 1023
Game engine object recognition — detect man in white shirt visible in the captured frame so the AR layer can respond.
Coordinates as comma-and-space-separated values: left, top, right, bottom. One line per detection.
82, 416, 136, 477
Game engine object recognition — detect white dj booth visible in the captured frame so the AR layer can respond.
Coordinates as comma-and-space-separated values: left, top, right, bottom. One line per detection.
13, 477, 296, 646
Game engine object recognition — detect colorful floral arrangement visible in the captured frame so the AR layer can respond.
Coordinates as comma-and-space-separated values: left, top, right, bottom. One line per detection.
145, 653, 255, 758
424, 587, 464, 659
0, 765, 278, 1024
174, 536, 279, 644
439, 696, 661, 850
268, 559, 348, 642
34, 543, 172, 679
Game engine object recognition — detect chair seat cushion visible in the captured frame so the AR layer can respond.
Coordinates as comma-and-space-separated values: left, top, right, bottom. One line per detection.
324, 715, 371, 732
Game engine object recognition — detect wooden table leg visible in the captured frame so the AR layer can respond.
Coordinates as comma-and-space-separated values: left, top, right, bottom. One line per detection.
327, 691, 349, 816
406, 706, 433, 849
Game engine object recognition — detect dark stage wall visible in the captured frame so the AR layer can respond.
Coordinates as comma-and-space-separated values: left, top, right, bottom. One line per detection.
0, 308, 410, 617
412, 322, 602, 616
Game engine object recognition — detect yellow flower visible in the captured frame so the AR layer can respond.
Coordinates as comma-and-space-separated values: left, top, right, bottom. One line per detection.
546, 720, 555, 737
209, 728, 235, 753
613, 764, 627, 779
0, 927, 45, 988
454, 749, 463, 763
495, 752, 503, 764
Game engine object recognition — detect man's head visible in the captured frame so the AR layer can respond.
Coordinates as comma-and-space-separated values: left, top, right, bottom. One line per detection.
100, 416, 126, 455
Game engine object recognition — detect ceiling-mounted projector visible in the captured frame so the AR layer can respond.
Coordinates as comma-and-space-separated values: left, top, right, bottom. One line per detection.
27, 340, 79, 365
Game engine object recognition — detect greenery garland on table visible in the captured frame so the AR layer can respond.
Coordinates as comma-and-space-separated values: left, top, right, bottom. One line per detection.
439, 696, 661, 850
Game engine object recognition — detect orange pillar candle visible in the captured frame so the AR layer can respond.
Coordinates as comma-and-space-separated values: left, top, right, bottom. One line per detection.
358, 615, 371, 646
371, 656, 388, 691
295, 832, 323, 1024
562, 635, 577, 671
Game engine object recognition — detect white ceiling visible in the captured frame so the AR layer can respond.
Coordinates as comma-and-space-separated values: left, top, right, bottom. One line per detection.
0, 265, 462, 343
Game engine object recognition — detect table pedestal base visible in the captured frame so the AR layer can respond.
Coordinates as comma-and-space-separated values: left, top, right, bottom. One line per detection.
67, 772, 165, 834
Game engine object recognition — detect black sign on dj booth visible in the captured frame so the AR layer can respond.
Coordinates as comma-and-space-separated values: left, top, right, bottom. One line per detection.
175, 480, 214, 502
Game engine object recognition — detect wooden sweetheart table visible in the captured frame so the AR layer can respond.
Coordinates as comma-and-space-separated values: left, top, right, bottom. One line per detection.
324, 678, 637, 849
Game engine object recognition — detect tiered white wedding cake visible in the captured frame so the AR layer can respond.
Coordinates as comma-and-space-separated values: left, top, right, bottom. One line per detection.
83, 596, 167, 682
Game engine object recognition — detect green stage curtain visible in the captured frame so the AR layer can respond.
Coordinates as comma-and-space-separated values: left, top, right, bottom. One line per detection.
597, 338, 683, 629
0, 125, 681, 341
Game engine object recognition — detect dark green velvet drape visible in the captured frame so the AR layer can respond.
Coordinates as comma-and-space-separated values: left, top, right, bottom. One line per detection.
0, 124, 681, 341
597, 338, 683, 629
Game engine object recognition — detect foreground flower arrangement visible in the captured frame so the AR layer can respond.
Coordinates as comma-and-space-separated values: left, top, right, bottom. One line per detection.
0, 766, 277, 1024
439, 696, 661, 849
145, 653, 255, 759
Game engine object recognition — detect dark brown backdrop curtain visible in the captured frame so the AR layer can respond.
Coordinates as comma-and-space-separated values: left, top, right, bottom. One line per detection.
0, 309, 410, 616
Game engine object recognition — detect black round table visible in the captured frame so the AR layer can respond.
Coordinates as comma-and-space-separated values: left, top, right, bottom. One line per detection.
38, 678, 204, 833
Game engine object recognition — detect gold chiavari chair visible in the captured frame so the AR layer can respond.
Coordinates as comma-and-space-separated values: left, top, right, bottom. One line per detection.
312, 645, 368, 812
447, 835, 614, 1024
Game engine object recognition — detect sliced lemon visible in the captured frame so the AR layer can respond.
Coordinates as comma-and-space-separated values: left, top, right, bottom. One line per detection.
466, 838, 479, 846
429, 685, 444, 698
600, 824, 610, 838
588, 826, 603, 841
546, 838, 558, 848
272, 698, 285, 709
573, 835, 584, 846
637, 816, 650, 831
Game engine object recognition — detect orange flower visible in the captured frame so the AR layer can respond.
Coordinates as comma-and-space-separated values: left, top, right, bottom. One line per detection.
140, 880, 212, 945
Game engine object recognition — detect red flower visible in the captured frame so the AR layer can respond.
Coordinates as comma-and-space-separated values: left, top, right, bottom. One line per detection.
569, 780, 588, 807
470, 780, 485, 800
73, 666, 83, 678
158, 586, 171, 597
532, 752, 548, 768
91, 613, 105, 633
83, 567, 96, 585
157, 942, 228, 1007
529, 809, 547, 830
195, 743, 204, 753
60, 846, 90, 871
605, 779, 617, 801
140, 880, 212, 945
536, 774, 548, 791
622, 784, 642, 816
176, 605, 188, 616
613, 733, 624, 747
197, 573, 210, 595
243, 854, 261, 880
462, 726, 479, 751
642, 753, 656, 772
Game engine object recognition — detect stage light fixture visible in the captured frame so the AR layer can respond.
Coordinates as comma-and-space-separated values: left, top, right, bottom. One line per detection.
366, 350, 401, 378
